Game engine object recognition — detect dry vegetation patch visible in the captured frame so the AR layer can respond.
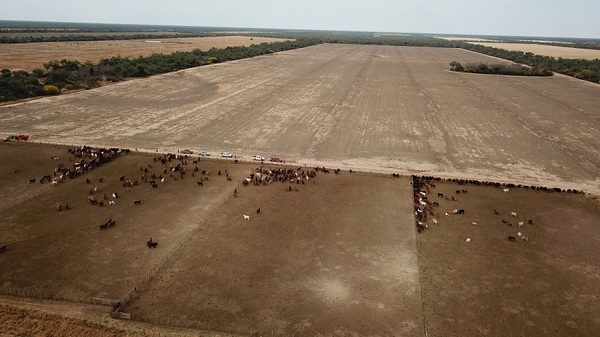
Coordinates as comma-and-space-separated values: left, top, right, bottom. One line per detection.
0, 36, 290, 71
468, 42, 600, 60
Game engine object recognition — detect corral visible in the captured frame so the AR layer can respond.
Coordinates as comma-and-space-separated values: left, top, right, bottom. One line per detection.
1, 43, 600, 336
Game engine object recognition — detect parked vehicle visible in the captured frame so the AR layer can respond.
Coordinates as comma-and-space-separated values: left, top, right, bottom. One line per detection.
270, 157, 283, 162
181, 149, 194, 154
220, 152, 233, 158
198, 150, 211, 157
252, 155, 265, 161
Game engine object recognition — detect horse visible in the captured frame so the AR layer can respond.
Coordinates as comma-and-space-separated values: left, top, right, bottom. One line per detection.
256, 208, 261, 214
134, 200, 142, 205
243, 215, 250, 221
508, 235, 516, 242
29, 178, 36, 184
147, 241, 158, 248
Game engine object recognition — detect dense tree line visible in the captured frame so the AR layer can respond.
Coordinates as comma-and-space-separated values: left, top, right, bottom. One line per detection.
2, 28, 599, 102
0, 39, 319, 102
460, 43, 600, 83
449, 61, 553, 76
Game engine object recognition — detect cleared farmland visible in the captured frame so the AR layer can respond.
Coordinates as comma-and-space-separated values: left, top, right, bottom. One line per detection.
1, 43, 598, 194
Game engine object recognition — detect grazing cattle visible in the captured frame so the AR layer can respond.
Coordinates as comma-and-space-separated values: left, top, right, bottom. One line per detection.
471, 221, 478, 226
99, 223, 108, 230
134, 200, 141, 205
119, 176, 125, 182
517, 232, 522, 237
432, 202, 440, 207
29, 178, 36, 184
457, 209, 465, 214
508, 236, 516, 242
455, 190, 461, 194
108, 200, 115, 206
528, 219, 533, 225
98, 201, 104, 207
160, 177, 165, 183
521, 236, 529, 242
518, 221, 524, 227
243, 215, 250, 221
196, 181, 203, 186
465, 238, 471, 242
256, 208, 261, 214
437, 193, 443, 197
510, 212, 517, 217
432, 218, 438, 225
0, 245, 6, 253
227, 177, 232, 181
494, 209, 500, 215
112, 192, 118, 199
419, 192, 426, 197
503, 188, 510, 193
147, 241, 158, 248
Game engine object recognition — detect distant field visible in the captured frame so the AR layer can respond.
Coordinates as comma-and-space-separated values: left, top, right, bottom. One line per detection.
0, 36, 290, 71
468, 42, 600, 59
0, 31, 185, 38
1, 44, 598, 194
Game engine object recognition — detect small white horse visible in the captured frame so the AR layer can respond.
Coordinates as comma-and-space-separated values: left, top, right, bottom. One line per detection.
243, 215, 250, 221
511, 212, 517, 217
503, 188, 510, 193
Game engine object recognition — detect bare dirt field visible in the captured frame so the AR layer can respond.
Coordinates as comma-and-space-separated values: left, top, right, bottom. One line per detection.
1, 143, 599, 336
1, 44, 600, 336
1, 44, 598, 194
0, 142, 422, 336
0, 36, 290, 71
467, 42, 600, 60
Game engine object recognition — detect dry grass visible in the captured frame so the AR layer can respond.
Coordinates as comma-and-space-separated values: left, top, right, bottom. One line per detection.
468, 42, 600, 59
0, 36, 290, 71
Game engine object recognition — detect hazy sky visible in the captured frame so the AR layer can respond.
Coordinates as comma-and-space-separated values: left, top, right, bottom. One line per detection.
3, 0, 599, 38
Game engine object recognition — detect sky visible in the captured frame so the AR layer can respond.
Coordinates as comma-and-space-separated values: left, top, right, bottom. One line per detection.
2, 0, 599, 39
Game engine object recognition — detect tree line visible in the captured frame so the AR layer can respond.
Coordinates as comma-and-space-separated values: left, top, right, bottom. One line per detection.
449, 61, 553, 76
0, 39, 319, 102
459, 43, 600, 83
1, 32, 599, 103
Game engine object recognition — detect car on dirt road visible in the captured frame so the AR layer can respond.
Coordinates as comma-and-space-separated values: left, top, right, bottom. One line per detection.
198, 150, 210, 157
270, 157, 283, 162
181, 149, 194, 154
220, 152, 233, 158
252, 155, 265, 161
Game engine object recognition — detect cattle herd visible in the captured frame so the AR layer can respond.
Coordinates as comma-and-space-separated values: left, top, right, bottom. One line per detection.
411, 175, 550, 242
